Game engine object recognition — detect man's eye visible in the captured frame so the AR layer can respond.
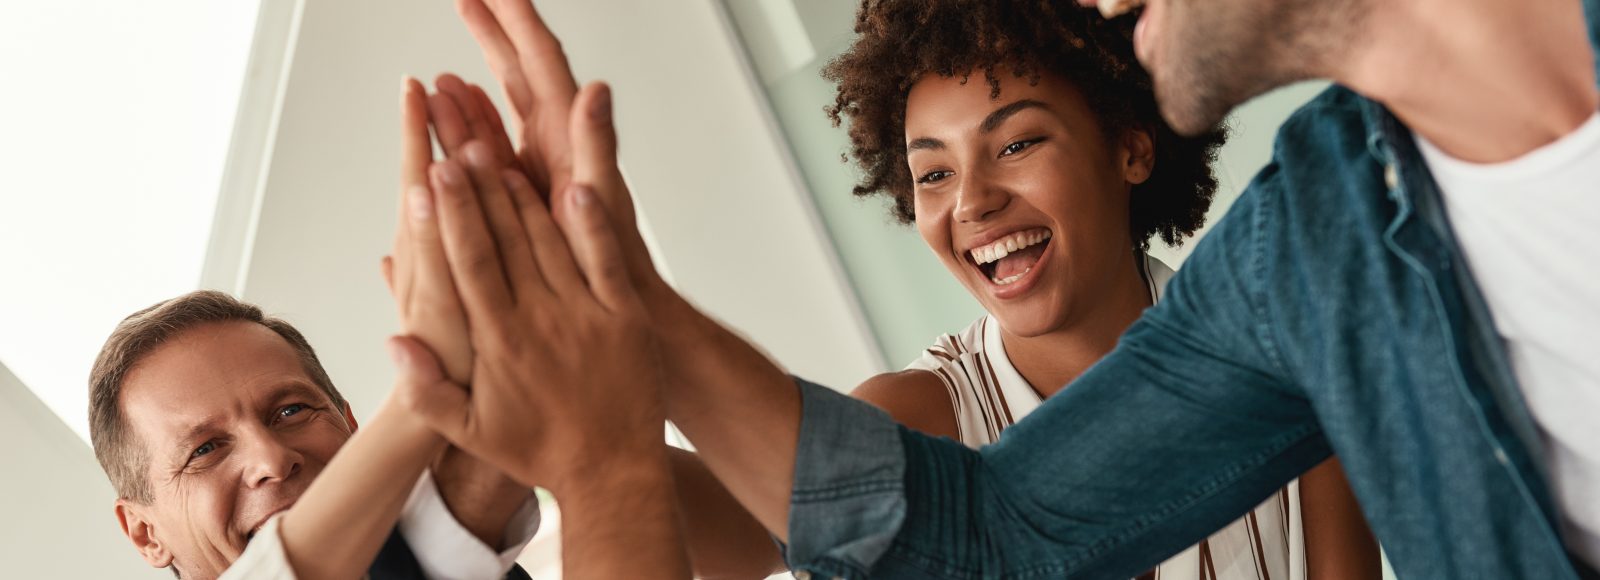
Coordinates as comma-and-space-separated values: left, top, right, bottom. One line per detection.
191, 441, 216, 460
278, 404, 308, 419
917, 170, 952, 184
1000, 139, 1040, 157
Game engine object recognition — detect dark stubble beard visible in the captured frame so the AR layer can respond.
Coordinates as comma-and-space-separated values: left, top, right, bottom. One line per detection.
1151, 0, 1370, 136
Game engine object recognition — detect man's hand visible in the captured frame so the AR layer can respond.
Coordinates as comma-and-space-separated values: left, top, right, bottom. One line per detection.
454, 0, 659, 290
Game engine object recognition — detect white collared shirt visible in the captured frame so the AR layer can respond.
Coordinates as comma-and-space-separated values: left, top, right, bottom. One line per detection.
220, 470, 542, 579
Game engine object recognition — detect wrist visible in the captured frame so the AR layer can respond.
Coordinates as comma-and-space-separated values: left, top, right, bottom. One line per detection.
546, 441, 673, 503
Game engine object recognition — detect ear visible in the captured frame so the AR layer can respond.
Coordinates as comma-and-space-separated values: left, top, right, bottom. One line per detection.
1119, 126, 1156, 186
116, 499, 174, 569
343, 404, 359, 432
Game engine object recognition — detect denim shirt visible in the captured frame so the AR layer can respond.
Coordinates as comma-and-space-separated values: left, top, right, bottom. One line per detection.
783, 2, 1600, 578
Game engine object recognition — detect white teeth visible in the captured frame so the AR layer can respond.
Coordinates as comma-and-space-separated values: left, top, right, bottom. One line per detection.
992, 267, 1031, 286
970, 229, 1052, 266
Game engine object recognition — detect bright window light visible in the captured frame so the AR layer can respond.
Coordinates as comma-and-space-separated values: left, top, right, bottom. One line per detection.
0, 1, 262, 442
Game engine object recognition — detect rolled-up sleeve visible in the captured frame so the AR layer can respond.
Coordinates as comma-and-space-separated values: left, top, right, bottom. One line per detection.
784, 378, 907, 579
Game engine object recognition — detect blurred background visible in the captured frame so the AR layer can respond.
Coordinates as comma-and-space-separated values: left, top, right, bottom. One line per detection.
0, 0, 1330, 577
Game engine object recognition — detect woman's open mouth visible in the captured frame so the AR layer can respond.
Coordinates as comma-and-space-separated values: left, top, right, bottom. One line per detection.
968, 228, 1052, 292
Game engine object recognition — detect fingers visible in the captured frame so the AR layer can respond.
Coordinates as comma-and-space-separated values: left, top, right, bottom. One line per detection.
502, 168, 587, 298
558, 185, 639, 312
461, 141, 544, 295
456, 0, 535, 123
381, 256, 396, 296
387, 335, 447, 386
396, 76, 433, 300
431, 160, 516, 318
485, 0, 578, 106
428, 91, 472, 156
568, 82, 621, 192
389, 335, 473, 447
471, 83, 521, 173
436, 75, 507, 165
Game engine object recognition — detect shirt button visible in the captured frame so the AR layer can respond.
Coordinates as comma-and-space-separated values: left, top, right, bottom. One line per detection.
1495, 448, 1511, 466
1384, 164, 1399, 190
794, 571, 812, 580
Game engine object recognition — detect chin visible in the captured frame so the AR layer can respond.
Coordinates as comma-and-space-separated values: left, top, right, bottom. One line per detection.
989, 305, 1063, 339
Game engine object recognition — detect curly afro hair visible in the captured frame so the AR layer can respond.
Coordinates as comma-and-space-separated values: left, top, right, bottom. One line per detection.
822, 0, 1228, 250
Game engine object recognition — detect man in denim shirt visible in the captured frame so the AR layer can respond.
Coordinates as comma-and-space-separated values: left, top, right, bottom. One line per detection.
611, 0, 1600, 579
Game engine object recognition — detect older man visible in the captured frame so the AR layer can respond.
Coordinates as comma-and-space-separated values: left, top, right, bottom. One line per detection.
87, 290, 539, 579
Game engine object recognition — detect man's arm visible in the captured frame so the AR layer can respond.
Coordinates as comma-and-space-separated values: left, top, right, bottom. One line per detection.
648, 179, 1333, 579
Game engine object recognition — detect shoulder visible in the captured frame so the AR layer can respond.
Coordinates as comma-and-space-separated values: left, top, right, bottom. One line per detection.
851, 369, 960, 440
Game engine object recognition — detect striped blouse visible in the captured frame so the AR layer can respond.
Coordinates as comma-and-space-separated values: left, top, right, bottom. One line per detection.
904, 255, 1306, 580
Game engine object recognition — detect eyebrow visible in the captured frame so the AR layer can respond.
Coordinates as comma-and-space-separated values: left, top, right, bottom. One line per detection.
167, 381, 325, 459
905, 99, 1053, 153
172, 419, 224, 459
980, 99, 1051, 133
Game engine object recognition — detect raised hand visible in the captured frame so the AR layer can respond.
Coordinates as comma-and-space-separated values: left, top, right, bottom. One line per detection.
398, 82, 690, 579
453, 0, 658, 288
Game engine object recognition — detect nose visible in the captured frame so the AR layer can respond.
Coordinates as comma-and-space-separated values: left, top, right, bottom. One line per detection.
951, 167, 1009, 223
239, 428, 304, 489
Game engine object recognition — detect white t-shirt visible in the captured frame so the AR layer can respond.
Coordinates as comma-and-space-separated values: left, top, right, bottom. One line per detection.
221, 469, 541, 579
1417, 111, 1600, 569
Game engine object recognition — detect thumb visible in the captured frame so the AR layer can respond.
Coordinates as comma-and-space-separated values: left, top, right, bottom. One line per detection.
387, 335, 472, 443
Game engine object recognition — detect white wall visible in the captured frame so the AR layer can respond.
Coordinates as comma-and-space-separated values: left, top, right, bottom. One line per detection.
0, 362, 168, 578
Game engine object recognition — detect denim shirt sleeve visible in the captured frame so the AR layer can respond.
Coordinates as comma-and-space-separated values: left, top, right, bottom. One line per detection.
785, 177, 1331, 579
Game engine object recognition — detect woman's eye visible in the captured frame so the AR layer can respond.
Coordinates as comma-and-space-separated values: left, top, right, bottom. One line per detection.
191, 441, 216, 460
917, 170, 952, 184
1000, 139, 1039, 157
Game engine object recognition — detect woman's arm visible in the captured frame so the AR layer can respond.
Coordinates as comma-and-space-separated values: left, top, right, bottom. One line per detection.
1301, 457, 1383, 579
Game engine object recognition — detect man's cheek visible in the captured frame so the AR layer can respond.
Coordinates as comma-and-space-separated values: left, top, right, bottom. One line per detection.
177, 476, 244, 573
300, 413, 355, 467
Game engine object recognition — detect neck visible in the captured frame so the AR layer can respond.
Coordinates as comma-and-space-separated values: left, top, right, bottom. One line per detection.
1339, 0, 1597, 163
1002, 251, 1151, 399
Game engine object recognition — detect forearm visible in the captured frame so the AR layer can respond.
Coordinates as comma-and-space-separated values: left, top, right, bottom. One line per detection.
559, 449, 691, 580
645, 285, 802, 538
668, 447, 786, 579
280, 398, 444, 580
432, 446, 534, 549
1301, 457, 1381, 579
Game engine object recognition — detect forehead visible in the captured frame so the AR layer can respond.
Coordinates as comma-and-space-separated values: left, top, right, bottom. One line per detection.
120, 321, 329, 445
904, 70, 1092, 135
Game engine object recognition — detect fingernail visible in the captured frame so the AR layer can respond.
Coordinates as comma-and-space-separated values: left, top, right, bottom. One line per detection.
408, 185, 433, 221
573, 185, 595, 207
465, 143, 492, 168
386, 337, 409, 366
438, 162, 464, 186
591, 84, 612, 121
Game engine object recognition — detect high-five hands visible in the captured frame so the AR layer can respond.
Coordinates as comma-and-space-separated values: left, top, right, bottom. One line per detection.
393, 76, 691, 577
